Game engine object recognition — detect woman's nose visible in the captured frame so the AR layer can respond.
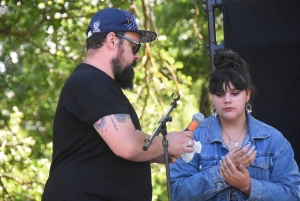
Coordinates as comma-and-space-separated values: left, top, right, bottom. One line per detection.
224, 93, 231, 103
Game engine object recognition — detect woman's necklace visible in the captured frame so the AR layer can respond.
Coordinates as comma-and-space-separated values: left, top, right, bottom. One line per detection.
222, 127, 245, 147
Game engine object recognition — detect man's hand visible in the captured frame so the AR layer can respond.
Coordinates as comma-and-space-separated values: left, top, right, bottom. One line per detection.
166, 131, 194, 156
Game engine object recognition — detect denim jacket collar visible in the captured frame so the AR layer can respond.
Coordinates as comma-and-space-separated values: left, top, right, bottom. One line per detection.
205, 112, 269, 144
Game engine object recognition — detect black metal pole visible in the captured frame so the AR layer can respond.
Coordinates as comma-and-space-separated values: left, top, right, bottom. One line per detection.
203, 0, 224, 72
160, 118, 172, 201
142, 93, 180, 201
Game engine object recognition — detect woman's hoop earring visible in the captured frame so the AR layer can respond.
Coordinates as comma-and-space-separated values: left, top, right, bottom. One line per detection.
246, 102, 252, 114
213, 106, 217, 118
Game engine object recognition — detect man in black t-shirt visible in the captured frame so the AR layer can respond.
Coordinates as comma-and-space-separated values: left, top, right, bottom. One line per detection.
42, 8, 195, 201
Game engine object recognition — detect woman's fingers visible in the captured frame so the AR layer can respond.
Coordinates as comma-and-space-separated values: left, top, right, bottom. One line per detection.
229, 145, 256, 168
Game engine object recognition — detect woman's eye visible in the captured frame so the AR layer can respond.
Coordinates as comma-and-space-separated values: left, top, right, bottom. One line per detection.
232, 92, 240, 96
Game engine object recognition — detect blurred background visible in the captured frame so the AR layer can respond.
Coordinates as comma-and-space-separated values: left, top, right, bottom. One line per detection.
0, 0, 221, 200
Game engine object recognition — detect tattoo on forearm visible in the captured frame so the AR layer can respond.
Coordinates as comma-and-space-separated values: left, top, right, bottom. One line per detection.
94, 117, 107, 132
110, 115, 118, 131
114, 114, 130, 123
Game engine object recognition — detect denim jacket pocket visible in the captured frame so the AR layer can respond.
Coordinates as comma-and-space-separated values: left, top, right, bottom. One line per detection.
249, 154, 272, 180
199, 155, 219, 171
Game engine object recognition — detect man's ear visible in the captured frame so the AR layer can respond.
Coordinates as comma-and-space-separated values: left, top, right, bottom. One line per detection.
106, 32, 116, 50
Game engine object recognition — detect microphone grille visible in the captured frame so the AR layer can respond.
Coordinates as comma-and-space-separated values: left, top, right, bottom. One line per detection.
192, 112, 205, 124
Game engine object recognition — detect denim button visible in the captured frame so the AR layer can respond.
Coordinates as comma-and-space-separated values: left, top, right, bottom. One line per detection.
217, 182, 222, 187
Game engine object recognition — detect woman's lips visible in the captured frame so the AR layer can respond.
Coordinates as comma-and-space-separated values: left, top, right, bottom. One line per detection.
224, 107, 234, 111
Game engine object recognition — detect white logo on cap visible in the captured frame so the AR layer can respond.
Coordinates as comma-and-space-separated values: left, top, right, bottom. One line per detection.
93, 21, 100, 33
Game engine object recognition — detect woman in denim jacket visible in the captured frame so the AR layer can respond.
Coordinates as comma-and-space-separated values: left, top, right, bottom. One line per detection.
170, 49, 300, 201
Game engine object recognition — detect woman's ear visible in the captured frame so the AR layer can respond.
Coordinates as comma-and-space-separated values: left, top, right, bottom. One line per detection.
246, 88, 251, 101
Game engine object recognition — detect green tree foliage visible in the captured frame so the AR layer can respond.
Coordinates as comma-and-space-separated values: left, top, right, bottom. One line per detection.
0, 0, 220, 200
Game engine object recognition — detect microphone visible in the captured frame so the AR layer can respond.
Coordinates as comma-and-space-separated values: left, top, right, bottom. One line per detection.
184, 112, 205, 132
181, 113, 204, 162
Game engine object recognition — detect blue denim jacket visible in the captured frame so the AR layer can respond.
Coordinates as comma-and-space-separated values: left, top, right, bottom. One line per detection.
170, 113, 300, 201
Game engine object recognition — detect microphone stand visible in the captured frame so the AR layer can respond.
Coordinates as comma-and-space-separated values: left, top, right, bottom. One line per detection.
143, 93, 180, 201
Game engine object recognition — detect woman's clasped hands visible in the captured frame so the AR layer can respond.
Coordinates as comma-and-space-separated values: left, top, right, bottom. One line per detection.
219, 144, 257, 195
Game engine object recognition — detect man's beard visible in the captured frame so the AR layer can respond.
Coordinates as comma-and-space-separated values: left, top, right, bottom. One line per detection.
111, 57, 136, 90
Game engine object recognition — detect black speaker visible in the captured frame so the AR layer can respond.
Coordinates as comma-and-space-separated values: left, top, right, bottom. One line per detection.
223, 0, 300, 165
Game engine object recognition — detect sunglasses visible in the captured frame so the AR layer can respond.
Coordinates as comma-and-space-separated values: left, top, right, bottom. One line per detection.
115, 34, 141, 55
